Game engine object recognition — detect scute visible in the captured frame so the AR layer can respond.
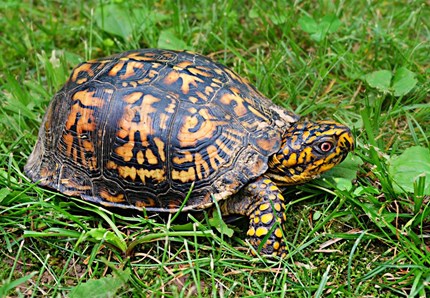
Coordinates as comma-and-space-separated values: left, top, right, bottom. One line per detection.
24, 49, 300, 212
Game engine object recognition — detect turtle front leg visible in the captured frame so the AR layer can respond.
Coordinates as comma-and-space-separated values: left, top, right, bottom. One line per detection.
220, 177, 287, 257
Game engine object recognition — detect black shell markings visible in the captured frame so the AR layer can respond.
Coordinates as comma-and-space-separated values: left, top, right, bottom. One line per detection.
24, 49, 300, 211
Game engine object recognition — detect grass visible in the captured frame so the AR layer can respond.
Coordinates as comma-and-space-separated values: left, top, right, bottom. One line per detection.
1, 0, 429, 297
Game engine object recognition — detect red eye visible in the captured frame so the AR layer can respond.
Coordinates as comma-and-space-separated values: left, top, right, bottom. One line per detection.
319, 141, 333, 152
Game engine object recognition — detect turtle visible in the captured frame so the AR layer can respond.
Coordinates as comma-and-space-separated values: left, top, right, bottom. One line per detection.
25, 49, 354, 257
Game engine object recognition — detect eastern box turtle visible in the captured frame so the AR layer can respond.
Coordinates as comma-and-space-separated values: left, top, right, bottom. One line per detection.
25, 49, 354, 257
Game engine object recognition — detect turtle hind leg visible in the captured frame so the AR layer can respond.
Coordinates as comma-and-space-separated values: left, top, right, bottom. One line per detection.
220, 176, 288, 257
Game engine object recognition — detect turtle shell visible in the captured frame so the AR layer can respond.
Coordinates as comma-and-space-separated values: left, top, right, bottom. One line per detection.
25, 49, 299, 212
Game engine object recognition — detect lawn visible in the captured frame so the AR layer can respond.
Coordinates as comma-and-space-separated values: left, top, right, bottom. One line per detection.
1, 0, 429, 297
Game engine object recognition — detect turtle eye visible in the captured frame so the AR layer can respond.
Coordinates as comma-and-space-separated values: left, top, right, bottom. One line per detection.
318, 141, 333, 153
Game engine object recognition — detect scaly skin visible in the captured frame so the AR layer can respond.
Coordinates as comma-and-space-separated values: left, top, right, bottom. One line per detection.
220, 177, 287, 256
268, 120, 354, 185
222, 120, 354, 257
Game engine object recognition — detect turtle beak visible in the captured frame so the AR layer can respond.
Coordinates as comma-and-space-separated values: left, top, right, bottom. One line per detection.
339, 128, 354, 153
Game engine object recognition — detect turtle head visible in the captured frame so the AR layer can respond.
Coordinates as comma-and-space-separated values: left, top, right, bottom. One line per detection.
267, 121, 354, 185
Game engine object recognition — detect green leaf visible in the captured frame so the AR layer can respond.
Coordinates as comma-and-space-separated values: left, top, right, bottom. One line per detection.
24, 228, 82, 238
85, 228, 127, 252
103, 38, 115, 48
95, 4, 133, 40
0, 187, 11, 203
298, 15, 318, 34
389, 146, 430, 194
69, 268, 130, 298
392, 67, 418, 97
365, 70, 392, 93
0, 272, 38, 297
333, 178, 353, 191
353, 186, 380, 197
133, 7, 169, 25
317, 154, 362, 190
361, 203, 398, 228
364, 68, 418, 96
321, 154, 363, 181
298, 14, 341, 41
313, 210, 322, 221
311, 15, 341, 41
248, 6, 260, 19
320, 15, 342, 34
157, 30, 190, 51
269, 14, 287, 25
210, 210, 234, 237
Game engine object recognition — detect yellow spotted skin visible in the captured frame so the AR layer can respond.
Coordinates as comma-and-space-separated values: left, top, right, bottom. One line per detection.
25, 49, 354, 257
221, 177, 288, 256
268, 121, 354, 186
